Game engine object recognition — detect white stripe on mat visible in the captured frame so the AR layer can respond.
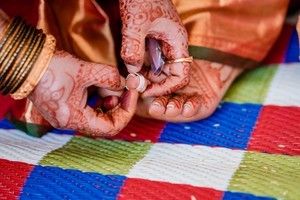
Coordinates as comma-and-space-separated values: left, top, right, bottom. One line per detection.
264, 63, 300, 106
127, 143, 244, 191
0, 129, 72, 165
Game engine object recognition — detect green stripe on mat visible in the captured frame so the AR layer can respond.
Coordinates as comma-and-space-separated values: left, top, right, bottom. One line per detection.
228, 151, 300, 200
39, 136, 152, 175
223, 66, 278, 104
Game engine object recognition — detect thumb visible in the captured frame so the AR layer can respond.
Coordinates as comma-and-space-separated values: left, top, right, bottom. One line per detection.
118, 89, 139, 115
85, 63, 123, 91
121, 33, 145, 73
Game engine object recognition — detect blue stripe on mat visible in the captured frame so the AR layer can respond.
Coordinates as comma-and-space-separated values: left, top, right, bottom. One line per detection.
21, 166, 126, 200
159, 103, 262, 149
285, 28, 299, 63
0, 118, 15, 129
223, 191, 275, 200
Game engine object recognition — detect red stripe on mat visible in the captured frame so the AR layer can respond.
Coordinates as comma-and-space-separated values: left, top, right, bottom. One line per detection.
108, 116, 166, 143
0, 159, 34, 200
118, 178, 223, 200
248, 105, 300, 155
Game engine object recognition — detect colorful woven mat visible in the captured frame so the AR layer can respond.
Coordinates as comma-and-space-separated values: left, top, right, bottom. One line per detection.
0, 25, 299, 200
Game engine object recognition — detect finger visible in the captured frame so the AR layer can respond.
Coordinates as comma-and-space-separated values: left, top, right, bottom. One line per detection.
84, 62, 123, 90
146, 70, 167, 83
148, 19, 189, 60
121, 31, 145, 73
125, 74, 139, 90
79, 90, 139, 137
149, 95, 170, 117
143, 20, 190, 97
142, 64, 190, 97
106, 90, 139, 133
98, 88, 123, 98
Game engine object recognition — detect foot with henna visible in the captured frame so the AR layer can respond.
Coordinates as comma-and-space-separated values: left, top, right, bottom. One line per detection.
126, 59, 243, 122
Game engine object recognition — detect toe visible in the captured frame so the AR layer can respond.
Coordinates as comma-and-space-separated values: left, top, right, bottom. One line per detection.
149, 96, 169, 117
182, 94, 202, 118
165, 95, 187, 117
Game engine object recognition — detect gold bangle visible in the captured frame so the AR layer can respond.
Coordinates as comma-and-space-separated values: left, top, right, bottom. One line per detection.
0, 18, 23, 75
0, 17, 23, 65
0, 26, 36, 93
0, 25, 32, 90
0, 23, 27, 85
5, 30, 42, 94
9, 32, 45, 94
0, 17, 20, 50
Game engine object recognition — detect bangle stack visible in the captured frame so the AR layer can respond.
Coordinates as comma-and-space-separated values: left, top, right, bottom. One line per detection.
0, 16, 46, 95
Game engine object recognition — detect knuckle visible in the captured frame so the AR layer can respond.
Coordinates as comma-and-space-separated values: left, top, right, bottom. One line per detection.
121, 37, 143, 65
180, 76, 190, 86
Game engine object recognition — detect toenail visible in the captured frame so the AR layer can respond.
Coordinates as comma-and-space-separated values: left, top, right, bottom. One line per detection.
167, 104, 175, 109
183, 103, 192, 110
152, 102, 161, 107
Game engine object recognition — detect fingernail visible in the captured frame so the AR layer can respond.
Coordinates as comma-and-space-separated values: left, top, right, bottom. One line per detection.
126, 64, 141, 73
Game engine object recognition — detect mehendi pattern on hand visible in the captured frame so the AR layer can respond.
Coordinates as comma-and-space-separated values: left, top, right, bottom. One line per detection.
120, 0, 191, 97
29, 51, 138, 136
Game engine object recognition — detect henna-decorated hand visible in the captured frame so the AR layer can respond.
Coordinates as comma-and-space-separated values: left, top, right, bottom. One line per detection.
120, 0, 190, 97
29, 51, 139, 136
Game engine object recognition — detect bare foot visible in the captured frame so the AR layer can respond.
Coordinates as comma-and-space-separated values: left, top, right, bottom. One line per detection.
135, 59, 243, 122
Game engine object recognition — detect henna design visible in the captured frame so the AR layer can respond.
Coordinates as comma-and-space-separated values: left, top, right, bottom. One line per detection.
29, 51, 130, 136
120, 0, 190, 96
168, 94, 187, 109
153, 95, 169, 107
136, 59, 243, 121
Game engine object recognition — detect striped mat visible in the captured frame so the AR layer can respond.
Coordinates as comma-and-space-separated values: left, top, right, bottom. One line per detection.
0, 25, 299, 200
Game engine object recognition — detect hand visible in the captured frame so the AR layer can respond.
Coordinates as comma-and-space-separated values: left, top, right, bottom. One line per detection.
120, 0, 190, 97
29, 50, 138, 137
